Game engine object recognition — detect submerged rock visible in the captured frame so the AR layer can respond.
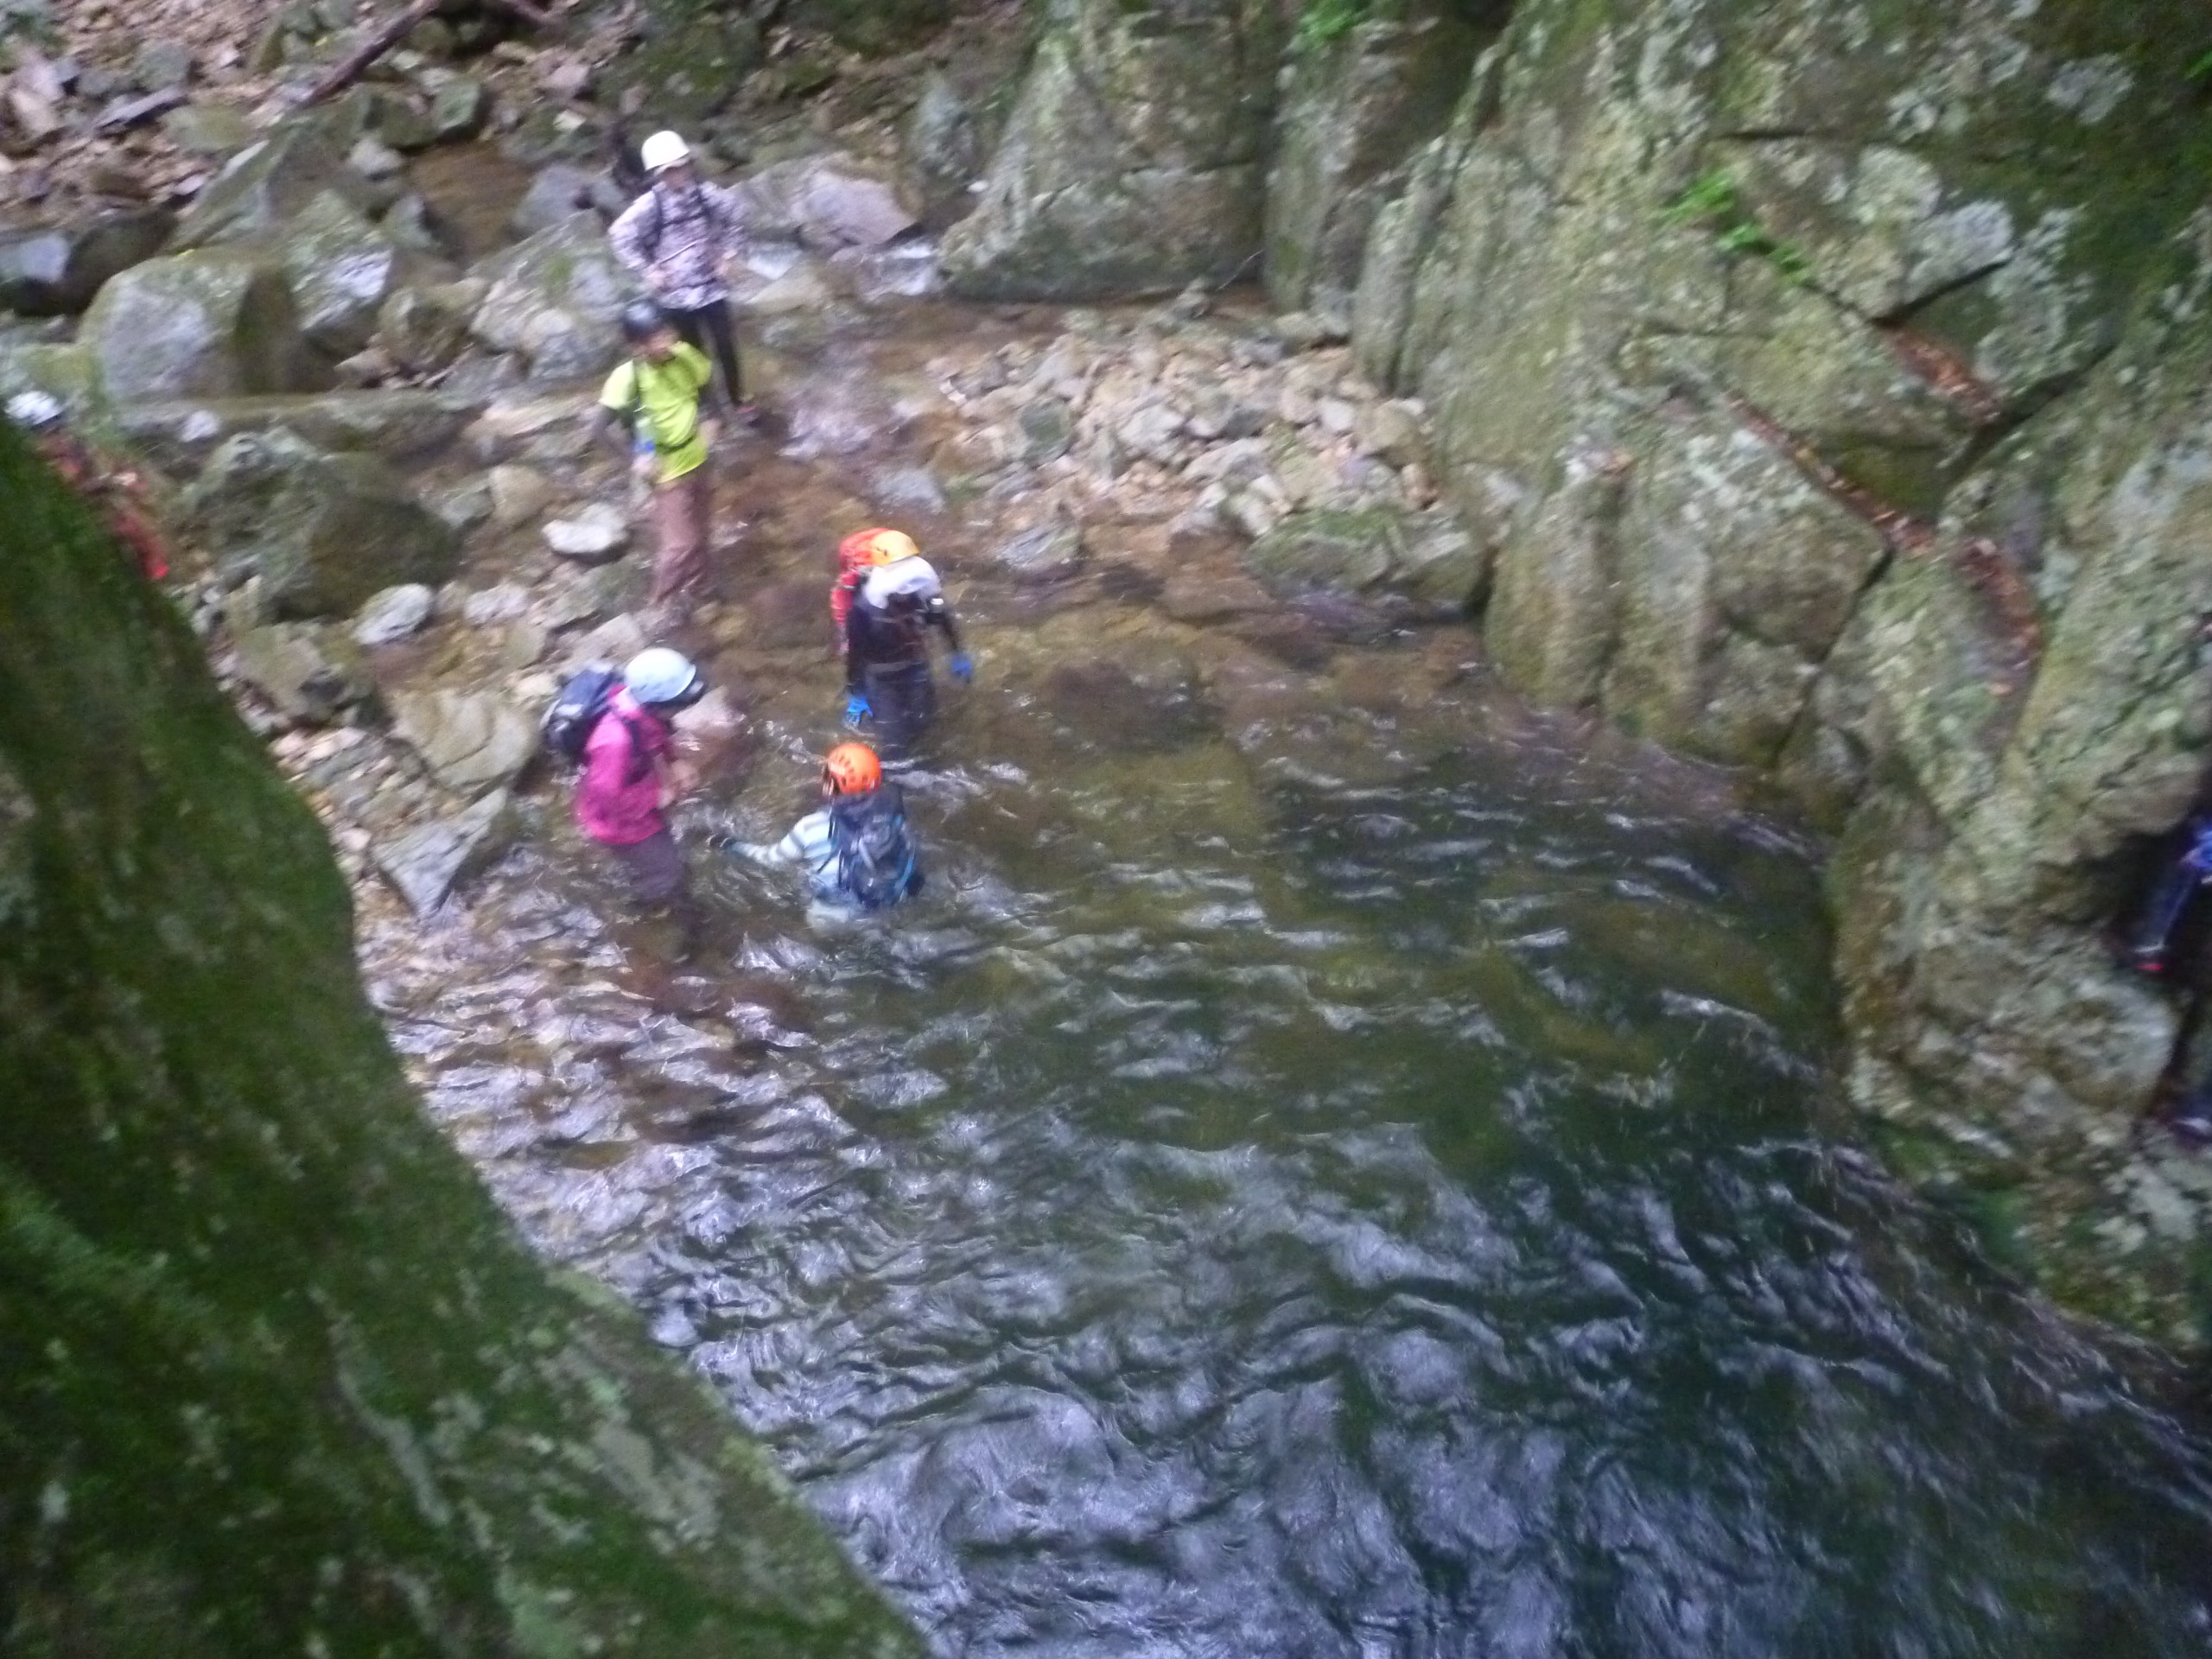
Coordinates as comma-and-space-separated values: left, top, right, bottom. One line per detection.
374, 787, 516, 914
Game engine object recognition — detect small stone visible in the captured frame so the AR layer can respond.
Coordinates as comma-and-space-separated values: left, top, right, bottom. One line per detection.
233, 622, 370, 724
429, 77, 487, 141
1357, 399, 1427, 468
1315, 397, 1357, 436
132, 40, 194, 92
461, 582, 532, 626
347, 135, 406, 181
543, 503, 629, 563
488, 463, 553, 528
432, 478, 493, 532
352, 582, 435, 645
1015, 397, 1073, 465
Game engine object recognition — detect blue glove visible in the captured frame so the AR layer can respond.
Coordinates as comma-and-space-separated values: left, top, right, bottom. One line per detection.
842, 691, 872, 728
2187, 823, 2212, 873
949, 652, 975, 685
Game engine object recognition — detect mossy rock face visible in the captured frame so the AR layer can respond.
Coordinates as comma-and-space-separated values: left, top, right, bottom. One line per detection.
0, 423, 926, 1654
1264, 2, 1491, 323
601, 3, 761, 128
169, 112, 377, 252
1347, 0, 2212, 1341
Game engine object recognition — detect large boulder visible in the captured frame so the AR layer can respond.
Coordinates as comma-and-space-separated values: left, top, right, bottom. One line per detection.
232, 620, 373, 724
185, 429, 460, 618
736, 153, 921, 252
168, 112, 378, 251
78, 251, 321, 402
390, 688, 538, 793
276, 188, 406, 359
0, 207, 175, 315
469, 212, 645, 382
941, 0, 1283, 299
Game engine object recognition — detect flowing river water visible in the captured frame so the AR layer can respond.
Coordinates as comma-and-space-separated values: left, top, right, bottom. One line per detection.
331, 289, 2212, 1656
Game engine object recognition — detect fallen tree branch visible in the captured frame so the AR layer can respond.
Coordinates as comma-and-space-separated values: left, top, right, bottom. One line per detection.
305, 0, 557, 106
303, 0, 447, 104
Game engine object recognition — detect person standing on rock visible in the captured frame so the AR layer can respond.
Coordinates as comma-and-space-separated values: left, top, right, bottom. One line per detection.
607, 130, 755, 422
590, 302, 721, 616
571, 647, 708, 914
841, 531, 973, 763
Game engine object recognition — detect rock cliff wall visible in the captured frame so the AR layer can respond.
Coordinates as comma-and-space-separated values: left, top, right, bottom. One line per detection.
949, 0, 2212, 1341
0, 428, 921, 1654
1338, 0, 2212, 1344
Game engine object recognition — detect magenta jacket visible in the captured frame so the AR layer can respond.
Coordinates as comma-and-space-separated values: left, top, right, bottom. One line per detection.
575, 690, 673, 847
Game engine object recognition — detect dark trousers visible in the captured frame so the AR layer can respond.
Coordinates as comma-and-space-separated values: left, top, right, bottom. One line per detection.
610, 826, 687, 904
864, 660, 937, 762
665, 299, 746, 410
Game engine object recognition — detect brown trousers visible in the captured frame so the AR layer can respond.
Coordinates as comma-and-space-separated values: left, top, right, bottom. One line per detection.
652, 462, 713, 601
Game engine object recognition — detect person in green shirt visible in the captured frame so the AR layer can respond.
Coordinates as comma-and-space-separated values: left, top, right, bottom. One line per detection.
589, 301, 723, 613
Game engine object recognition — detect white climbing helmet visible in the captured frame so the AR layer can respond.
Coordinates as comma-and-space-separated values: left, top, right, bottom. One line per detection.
6, 390, 62, 429
639, 130, 691, 174
624, 646, 702, 708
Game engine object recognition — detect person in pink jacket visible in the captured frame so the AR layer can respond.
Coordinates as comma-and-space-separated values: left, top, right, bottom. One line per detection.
575, 648, 705, 906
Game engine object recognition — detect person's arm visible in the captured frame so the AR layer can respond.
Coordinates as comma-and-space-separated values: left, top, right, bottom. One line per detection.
925, 596, 973, 682
587, 402, 635, 464
730, 817, 817, 866
607, 196, 653, 278
707, 182, 747, 270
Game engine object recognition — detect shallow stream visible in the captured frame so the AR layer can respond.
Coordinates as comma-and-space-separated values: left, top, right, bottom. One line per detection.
347, 296, 2212, 1656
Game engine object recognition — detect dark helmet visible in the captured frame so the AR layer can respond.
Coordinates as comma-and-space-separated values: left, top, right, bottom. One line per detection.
619, 300, 671, 343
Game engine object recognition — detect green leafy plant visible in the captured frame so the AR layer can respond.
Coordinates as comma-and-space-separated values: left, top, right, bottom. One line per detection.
1665, 169, 1813, 287
2190, 48, 2212, 82
1294, 0, 1366, 52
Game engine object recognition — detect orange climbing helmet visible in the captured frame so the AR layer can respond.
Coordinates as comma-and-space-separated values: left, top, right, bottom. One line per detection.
822, 742, 882, 795
856, 527, 919, 566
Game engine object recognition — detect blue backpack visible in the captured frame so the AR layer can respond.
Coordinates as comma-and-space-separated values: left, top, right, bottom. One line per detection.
829, 785, 922, 910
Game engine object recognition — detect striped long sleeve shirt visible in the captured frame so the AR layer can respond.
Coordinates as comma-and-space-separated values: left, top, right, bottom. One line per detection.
607, 181, 747, 312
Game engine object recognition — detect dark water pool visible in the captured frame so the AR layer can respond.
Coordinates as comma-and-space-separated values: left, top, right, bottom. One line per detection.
531, 738, 2212, 1658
